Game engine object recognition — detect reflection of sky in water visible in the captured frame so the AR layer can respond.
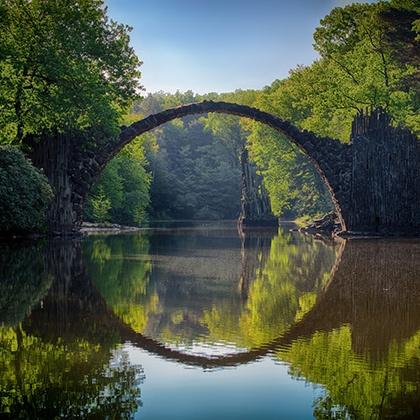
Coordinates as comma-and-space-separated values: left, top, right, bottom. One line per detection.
166, 341, 249, 357
126, 345, 323, 420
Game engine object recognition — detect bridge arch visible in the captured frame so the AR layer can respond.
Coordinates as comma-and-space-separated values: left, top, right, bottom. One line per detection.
41, 101, 353, 234
33, 103, 418, 235
91, 101, 351, 230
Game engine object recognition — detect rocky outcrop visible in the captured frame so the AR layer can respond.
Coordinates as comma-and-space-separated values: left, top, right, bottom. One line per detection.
299, 212, 342, 237
238, 147, 278, 228
347, 109, 420, 234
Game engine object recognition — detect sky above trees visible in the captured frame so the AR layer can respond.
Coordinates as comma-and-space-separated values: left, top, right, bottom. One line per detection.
105, 0, 374, 93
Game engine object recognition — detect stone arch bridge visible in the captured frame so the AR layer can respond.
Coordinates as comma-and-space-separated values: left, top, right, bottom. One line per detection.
31, 102, 420, 235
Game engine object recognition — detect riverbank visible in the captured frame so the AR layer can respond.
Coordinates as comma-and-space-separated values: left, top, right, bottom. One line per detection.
296, 212, 420, 239
292, 213, 341, 240
80, 222, 142, 235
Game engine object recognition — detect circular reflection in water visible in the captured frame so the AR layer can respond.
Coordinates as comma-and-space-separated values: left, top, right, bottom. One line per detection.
2, 224, 420, 418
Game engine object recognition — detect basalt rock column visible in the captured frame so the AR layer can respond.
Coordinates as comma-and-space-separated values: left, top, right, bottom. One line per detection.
348, 109, 420, 234
238, 147, 278, 228
29, 131, 102, 235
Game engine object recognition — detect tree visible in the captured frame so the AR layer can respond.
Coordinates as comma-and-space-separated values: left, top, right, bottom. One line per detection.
90, 186, 111, 223
0, 0, 141, 144
378, 1, 420, 97
0, 146, 53, 233
312, 1, 419, 136
84, 136, 152, 226
147, 115, 242, 220
0, 0, 143, 233
244, 0, 419, 218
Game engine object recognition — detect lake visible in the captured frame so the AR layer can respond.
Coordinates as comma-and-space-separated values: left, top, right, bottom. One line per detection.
1, 222, 420, 418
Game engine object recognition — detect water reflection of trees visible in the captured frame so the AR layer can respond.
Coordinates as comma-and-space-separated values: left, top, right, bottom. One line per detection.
84, 228, 338, 349
0, 327, 142, 418
276, 240, 420, 419
84, 235, 154, 333
0, 241, 143, 419
202, 230, 338, 348
2, 233, 420, 418
0, 242, 52, 326
82, 233, 420, 417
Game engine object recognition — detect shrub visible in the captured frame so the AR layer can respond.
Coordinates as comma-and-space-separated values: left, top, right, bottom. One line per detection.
90, 187, 111, 223
0, 146, 53, 234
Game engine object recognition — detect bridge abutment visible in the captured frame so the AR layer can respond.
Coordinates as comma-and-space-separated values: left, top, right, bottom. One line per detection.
347, 109, 420, 235
30, 131, 99, 235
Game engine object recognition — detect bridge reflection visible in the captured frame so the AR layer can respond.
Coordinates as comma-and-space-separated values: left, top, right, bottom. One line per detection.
1, 230, 420, 417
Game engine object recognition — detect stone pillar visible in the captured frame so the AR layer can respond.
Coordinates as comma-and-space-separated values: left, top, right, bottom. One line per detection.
348, 109, 420, 234
238, 147, 278, 228
29, 132, 96, 235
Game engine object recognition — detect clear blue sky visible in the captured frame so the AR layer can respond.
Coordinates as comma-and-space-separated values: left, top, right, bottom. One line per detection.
105, 0, 364, 94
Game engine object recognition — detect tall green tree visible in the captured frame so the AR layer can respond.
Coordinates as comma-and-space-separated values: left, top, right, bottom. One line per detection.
0, 0, 141, 144
245, 0, 419, 218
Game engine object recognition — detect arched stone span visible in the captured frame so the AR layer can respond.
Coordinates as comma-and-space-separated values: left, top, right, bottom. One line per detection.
82, 101, 352, 231
31, 103, 419, 235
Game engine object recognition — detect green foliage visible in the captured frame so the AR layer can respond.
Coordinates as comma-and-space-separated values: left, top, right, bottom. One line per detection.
132, 92, 244, 220
84, 235, 154, 333
85, 138, 151, 226
148, 117, 241, 220
247, 122, 332, 218
201, 230, 338, 348
89, 186, 111, 223
0, 0, 141, 143
0, 325, 142, 417
310, 1, 419, 137
278, 327, 420, 419
0, 146, 53, 233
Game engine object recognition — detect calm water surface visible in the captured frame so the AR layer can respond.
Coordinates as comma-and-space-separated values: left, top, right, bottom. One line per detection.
1, 222, 420, 418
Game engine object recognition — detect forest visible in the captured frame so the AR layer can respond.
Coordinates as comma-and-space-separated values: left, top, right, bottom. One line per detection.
0, 0, 419, 232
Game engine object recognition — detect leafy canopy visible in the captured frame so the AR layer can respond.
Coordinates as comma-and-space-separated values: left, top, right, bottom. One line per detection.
0, 0, 142, 143
242, 0, 419, 218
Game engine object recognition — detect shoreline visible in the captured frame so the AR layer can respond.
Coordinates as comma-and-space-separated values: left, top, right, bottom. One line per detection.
2, 218, 420, 240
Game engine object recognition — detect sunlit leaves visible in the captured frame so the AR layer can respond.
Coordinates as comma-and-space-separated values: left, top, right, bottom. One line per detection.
0, 0, 142, 143
278, 327, 420, 418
